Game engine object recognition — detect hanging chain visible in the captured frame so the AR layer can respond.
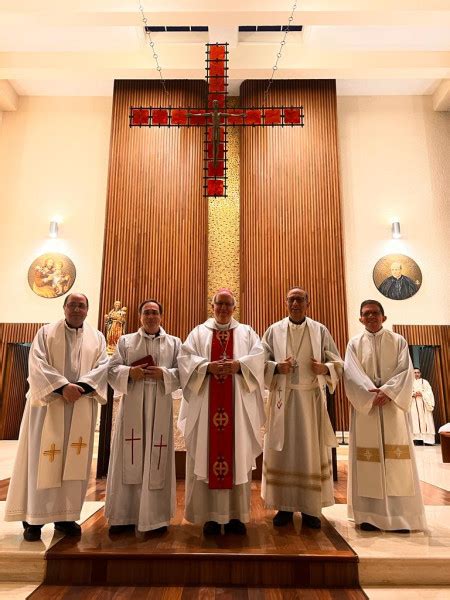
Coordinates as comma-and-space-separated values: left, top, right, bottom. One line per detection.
138, 2, 170, 97
263, 1, 298, 103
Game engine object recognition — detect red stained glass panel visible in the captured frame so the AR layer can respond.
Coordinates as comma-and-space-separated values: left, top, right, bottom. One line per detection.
152, 109, 169, 125
208, 93, 226, 108
227, 110, 244, 125
264, 108, 281, 124
207, 179, 224, 196
208, 162, 225, 177
207, 142, 224, 160
245, 109, 262, 125
209, 45, 225, 61
209, 61, 225, 77
209, 77, 225, 93
171, 109, 188, 125
208, 127, 224, 142
131, 109, 150, 126
284, 108, 302, 124
189, 110, 207, 125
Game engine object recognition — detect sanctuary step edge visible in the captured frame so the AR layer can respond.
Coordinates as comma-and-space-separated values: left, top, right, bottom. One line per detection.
43, 509, 361, 589
29, 584, 369, 600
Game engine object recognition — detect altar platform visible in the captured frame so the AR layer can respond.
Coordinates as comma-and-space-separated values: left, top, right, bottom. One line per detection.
36, 483, 361, 590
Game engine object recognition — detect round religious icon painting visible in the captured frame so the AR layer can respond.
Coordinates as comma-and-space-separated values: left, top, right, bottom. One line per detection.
373, 254, 422, 301
28, 253, 76, 299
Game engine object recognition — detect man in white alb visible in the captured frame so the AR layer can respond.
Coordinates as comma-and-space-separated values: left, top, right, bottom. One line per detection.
178, 289, 265, 535
5, 293, 108, 541
344, 300, 426, 532
411, 368, 436, 446
262, 287, 343, 529
105, 299, 181, 534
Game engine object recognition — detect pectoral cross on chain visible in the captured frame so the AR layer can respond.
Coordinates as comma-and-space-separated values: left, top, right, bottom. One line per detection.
217, 329, 230, 360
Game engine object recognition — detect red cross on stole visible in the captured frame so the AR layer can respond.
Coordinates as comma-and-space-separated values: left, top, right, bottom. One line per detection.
129, 43, 304, 198
208, 329, 234, 489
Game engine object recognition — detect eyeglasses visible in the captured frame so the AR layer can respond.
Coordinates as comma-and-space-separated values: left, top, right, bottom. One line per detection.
66, 303, 88, 310
287, 297, 308, 304
361, 311, 382, 317
214, 302, 234, 308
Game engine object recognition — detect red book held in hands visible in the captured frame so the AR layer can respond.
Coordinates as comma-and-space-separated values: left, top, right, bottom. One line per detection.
130, 354, 155, 367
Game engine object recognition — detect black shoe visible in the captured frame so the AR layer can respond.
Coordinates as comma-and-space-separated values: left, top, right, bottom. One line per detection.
23, 523, 43, 542
360, 522, 380, 531
54, 521, 81, 537
109, 524, 135, 535
203, 521, 221, 536
301, 513, 321, 529
151, 526, 168, 534
392, 529, 410, 534
273, 511, 294, 527
224, 519, 247, 535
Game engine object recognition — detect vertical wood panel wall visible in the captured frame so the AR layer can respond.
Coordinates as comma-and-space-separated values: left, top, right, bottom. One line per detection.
393, 324, 449, 423
0, 323, 44, 438
99, 81, 208, 339
240, 80, 349, 431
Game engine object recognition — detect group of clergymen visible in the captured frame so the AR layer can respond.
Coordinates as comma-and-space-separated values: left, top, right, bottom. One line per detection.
5, 287, 426, 542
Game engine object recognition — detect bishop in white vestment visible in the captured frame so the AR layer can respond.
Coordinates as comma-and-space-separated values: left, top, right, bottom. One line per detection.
178, 289, 265, 535
410, 368, 436, 445
105, 300, 181, 533
344, 300, 426, 532
262, 287, 343, 529
5, 294, 108, 541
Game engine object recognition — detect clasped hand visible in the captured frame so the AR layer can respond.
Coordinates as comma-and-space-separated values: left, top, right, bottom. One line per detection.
62, 383, 85, 403
369, 388, 390, 407
129, 365, 163, 381
277, 356, 296, 374
208, 359, 240, 376
277, 357, 328, 375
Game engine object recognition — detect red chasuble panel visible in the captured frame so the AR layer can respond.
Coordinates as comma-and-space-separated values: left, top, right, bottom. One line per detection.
208, 329, 234, 489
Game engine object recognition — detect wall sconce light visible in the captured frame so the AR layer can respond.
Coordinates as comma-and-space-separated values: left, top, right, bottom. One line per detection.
49, 220, 59, 238
391, 220, 401, 239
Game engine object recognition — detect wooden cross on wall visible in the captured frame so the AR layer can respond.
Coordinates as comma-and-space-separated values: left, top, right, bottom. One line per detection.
129, 43, 304, 198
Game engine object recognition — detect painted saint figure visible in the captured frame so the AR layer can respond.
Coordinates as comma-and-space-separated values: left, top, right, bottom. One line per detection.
378, 262, 417, 300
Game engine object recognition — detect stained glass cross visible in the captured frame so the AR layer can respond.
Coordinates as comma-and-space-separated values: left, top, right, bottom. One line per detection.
129, 43, 304, 198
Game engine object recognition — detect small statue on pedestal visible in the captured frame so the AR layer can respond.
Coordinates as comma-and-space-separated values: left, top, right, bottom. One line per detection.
105, 300, 127, 355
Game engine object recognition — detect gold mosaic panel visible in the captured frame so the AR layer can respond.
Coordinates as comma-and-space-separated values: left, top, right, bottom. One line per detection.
207, 96, 240, 320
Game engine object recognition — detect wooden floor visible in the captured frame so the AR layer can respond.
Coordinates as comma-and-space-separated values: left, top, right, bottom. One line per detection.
29, 585, 368, 599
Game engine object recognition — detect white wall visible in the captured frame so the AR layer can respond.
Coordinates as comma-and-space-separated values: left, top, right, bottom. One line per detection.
0, 96, 112, 326
337, 95, 450, 338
